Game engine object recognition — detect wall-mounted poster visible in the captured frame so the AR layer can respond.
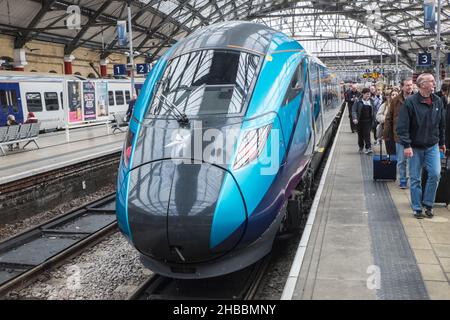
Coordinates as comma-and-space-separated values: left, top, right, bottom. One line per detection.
96, 82, 108, 118
83, 81, 96, 120
68, 81, 82, 123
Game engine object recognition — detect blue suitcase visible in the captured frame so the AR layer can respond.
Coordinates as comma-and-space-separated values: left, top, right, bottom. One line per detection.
373, 142, 397, 181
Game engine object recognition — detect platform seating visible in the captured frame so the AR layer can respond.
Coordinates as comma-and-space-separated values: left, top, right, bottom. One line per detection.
0, 122, 41, 156
111, 112, 128, 134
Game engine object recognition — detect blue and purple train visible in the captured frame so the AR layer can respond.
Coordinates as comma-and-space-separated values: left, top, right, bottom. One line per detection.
116, 21, 342, 279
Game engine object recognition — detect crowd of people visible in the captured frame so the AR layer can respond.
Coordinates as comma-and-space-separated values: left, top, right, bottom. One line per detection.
344, 74, 450, 219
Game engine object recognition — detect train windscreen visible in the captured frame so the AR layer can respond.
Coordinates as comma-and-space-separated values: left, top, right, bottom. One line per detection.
146, 50, 260, 118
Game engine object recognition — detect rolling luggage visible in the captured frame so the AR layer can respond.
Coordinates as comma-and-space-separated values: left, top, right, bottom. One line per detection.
422, 156, 450, 206
373, 142, 397, 181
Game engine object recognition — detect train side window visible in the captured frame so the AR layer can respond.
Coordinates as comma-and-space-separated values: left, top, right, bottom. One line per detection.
284, 61, 305, 106
44, 92, 59, 111
115, 91, 125, 105
10, 91, 19, 112
293, 63, 305, 91
60, 92, 64, 109
108, 91, 115, 106
26, 92, 43, 112
0, 90, 8, 115
125, 90, 131, 104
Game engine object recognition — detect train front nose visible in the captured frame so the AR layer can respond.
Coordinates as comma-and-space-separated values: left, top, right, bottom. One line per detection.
127, 160, 247, 263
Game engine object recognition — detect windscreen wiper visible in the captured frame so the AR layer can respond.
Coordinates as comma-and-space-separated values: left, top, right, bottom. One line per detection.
153, 93, 190, 125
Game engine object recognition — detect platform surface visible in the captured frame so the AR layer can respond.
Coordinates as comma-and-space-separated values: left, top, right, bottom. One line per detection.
287, 112, 450, 300
0, 125, 126, 185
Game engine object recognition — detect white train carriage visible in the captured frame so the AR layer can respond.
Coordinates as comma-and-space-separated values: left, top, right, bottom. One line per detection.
0, 71, 144, 131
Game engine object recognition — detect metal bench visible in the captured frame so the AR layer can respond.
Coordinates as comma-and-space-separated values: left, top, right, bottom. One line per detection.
0, 122, 41, 156
112, 112, 128, 134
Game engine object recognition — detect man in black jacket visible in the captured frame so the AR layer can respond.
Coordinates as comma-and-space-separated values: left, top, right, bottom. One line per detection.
352, 88, 375, 154
396, 73, 446, 219
345, 84, 361, 133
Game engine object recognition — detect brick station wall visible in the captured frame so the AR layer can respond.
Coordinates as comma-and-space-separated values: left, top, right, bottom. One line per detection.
0, 34, 146, 77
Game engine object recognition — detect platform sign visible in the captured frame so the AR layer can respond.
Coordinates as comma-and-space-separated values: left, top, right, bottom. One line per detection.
136, 63, 150, 75
114, 64, 127, 76
417, 53, 432, 67
83, 81, 96, 121
117, 21, 128, 46
95, 81, 108, 118
67, 81, 83, 123
424, 0, 436, 31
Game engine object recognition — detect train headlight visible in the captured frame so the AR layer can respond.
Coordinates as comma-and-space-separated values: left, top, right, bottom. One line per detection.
233, 124, 272, 171
123, 130, 135, 168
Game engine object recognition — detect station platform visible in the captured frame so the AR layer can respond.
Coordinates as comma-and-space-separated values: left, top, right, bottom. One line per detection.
0, 125, 126, 185
283, 113, 450, 300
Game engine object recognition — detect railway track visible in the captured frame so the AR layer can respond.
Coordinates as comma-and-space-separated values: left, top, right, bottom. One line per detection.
0, 152, 121, 194
128, 255, 271, 300
0, 193, 117, 297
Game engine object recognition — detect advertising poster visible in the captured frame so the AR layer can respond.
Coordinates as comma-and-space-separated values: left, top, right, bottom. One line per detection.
83, 81, 96, 120
67, 81, 82, 123
96, 82, 109, 118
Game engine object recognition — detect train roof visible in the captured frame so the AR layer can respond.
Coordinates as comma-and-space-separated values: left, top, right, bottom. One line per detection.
0, 71, 85, 81
0, 71, 146, 83
171, 21, 278, 57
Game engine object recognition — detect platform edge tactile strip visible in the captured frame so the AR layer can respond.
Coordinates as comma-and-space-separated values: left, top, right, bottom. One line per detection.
360, 154, 429, 300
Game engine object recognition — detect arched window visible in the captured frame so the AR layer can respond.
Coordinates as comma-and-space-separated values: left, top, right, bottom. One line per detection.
87, 73, 97, 79
49, 70, 57, 74
74, 72, 82, 76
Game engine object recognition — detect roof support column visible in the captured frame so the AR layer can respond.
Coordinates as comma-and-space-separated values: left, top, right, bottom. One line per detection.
100, 59, 109, 78
13, 48, 27, 71
64, 55, 75, 75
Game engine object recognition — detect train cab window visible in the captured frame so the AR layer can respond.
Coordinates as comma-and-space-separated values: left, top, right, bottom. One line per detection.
125, 90, 131, 104
0, 90, 8, 114
147, 49, 261, 117
44, 92, 59, 111
10, 91, 19, 112
26, 92, 43, 112
108, 91, 115, 106
115, 91, 125, 105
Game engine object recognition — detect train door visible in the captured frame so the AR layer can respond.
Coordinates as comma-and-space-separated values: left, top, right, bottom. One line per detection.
305, 63, 316, 155
315, 65, 325, 147
0, 83, 23, 126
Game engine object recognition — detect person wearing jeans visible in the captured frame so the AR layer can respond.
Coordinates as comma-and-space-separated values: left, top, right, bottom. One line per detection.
409, 145, 441, 213
395, 143, 408, 187
396, 73, 446, 219
384, 78, 414, 189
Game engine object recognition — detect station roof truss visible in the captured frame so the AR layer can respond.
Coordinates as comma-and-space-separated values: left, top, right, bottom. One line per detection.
0, 0, 448, 67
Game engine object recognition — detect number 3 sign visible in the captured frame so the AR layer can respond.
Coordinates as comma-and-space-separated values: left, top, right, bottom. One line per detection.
417, 53, 432, 67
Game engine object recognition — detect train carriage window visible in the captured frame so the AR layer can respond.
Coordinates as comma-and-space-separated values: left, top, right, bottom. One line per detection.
60, 92, 64, 109
9, 91, 19, 112
0, 90, 8, 115
115, 91, 125, 105
125, 90, 131, 104
44, 92, 59, 111
108, 91, 115, 106
26, 92, 43, 112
